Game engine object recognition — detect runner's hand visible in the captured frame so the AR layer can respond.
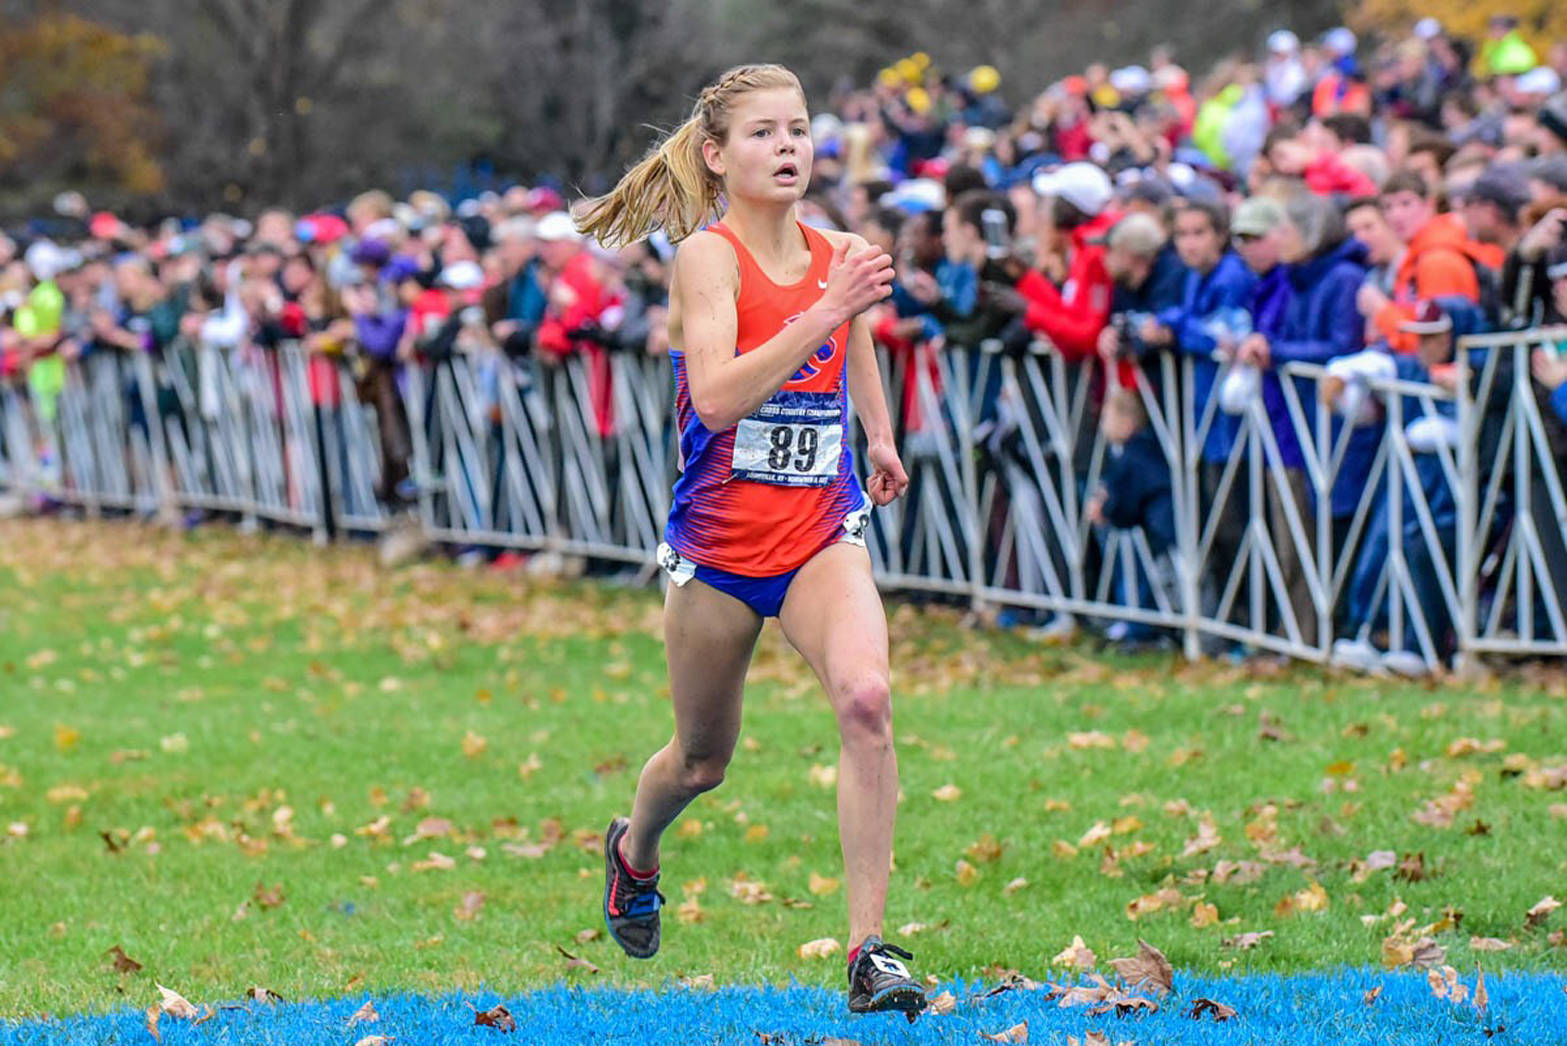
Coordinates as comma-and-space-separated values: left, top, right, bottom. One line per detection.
820, 240, 894, 324
865, 441, 908, 506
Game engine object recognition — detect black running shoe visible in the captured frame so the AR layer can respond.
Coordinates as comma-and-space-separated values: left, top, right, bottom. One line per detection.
602, 817, 664, 959
847, 936, 927, 1017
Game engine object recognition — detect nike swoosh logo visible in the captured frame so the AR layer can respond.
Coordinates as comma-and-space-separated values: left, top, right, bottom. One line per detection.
817, 279, 828, 289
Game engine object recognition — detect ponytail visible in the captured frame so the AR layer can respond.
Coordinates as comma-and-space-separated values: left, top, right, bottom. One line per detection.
575, 63, 805, 249
576, 117, 720, 248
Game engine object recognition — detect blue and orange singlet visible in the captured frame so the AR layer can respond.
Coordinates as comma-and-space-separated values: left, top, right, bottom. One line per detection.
664, 221, 865, 578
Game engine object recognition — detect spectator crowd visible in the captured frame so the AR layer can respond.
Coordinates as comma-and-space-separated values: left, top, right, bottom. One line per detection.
5, 15, 1567, 674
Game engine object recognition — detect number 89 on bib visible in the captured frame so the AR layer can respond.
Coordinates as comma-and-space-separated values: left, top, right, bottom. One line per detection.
731, 391, 843, 487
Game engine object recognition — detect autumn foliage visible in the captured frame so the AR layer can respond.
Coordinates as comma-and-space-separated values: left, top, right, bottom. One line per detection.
0, 13, 166, 210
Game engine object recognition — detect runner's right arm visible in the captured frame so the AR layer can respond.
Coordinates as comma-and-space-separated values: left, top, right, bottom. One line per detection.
676, 231, 891, 430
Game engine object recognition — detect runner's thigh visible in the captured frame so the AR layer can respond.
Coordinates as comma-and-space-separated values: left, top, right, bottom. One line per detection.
664, 578, 764, 762
776, 542, 889, 703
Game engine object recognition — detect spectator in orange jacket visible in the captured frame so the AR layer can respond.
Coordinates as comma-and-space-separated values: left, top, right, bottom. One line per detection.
1358, 170, 1502, 354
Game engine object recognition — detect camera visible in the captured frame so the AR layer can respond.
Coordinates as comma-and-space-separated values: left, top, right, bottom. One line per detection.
1111, 312, 1150, 360
981, 208, 1010, 260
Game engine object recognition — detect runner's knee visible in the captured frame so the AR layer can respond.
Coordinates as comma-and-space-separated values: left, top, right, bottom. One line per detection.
834, 674, 892, 742
676, 752, 729, 795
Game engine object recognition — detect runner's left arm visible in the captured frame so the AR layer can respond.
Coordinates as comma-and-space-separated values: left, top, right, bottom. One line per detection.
846, 313, 909, 504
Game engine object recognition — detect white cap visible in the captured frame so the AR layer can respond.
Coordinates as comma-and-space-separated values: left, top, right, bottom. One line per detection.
1324, 27, 1357, 55
437, 260, 485, 290
1413, 17, 1442, 41
535, 211, 582, 243
1032, 162, 1114, 217
1517, 67, 1562, 96
24, 240, 65, 282
883, 178, 946, 214
1109, 65, 1151, 95
1267, 29, 1300, 54
810, 113, 844, 142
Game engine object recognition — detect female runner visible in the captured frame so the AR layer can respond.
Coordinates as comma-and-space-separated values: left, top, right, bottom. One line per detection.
578, 64, 924, 1016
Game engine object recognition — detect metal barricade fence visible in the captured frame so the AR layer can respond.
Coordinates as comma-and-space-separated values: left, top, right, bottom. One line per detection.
0, 332, 1562, 668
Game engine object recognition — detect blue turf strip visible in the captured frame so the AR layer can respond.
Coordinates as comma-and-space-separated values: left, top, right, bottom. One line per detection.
4, 970, 1564, 1045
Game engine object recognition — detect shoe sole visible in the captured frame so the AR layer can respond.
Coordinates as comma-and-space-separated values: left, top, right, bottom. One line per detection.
851, 985, 927, 1017
602, 818, 658, 960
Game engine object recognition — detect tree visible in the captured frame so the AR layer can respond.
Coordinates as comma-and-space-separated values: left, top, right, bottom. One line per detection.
0, 12, 165, 216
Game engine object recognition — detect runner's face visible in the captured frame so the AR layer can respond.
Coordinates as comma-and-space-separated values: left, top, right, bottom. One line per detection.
711, 88, 812, 204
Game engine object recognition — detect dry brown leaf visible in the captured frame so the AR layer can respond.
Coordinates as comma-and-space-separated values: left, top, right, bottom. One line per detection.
247, 986, 284, 1004
575, 928, 602, 945
1473, 965, 1489, 1013
924, 990, 956, 1015
347, 1000, 379, 1025
965, 833, 1005, 863
1068, 731, 1116, 750
1125, 887, 1184, 920
1077, 821, 1112, 848
955, 859, 979, 887
680, 973, 715, 989
932, 784, 962, 802
1394, 853, 1429, 883
1050, 935, 1097, 971
1526, 896, 1560, 929
462, 731, 488, 758
1107, 939, 1174, 995
1189, 902, 1220, 928
475, 1004, 516, 1032
1470, 936, 1512, 952
1221, 931, 1273, 950
145, 1005, 160, 1043
808, 871, 840, 896
555, 945, 600, 974
1188, 997, 1238, 1021
798, 937, 841, 959
252, 882, 285, 909
354, 1037, 394, 1046
677, 897, 704, 923
412, 851, 457, 872
1363, 985, 1383, 1005
981, 1020, 1028, 1043
1180, 815, 1221, 858
106, 944, 142, 973
729, 875, 773, 905
1003, 877, 1030, 896
155, 983, 199, 1019
454, 890, 486, 921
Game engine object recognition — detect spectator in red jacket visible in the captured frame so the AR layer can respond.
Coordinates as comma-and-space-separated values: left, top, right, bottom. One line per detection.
1013, 162, 1120, 365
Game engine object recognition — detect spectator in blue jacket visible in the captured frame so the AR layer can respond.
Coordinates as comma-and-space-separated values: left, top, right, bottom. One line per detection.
1235, 190, 1370, 649
1144, 199, 1257, 465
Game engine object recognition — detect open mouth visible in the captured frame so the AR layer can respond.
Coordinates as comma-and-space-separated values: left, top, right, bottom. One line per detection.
773, 162, 799, 183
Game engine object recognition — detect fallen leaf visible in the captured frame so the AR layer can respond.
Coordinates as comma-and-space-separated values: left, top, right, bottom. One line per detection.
1363, 985, 1383, 1005
475, 1004, 516, 1032
981, 1020, 1028, 1043
1395, 853, 1429, 883
1125, 887, 1184, 920
1189, 902, 1220, 928
955, 859, 979, 886
248, 986, 285, 1004
798, 937, 841, 959
347, 1001, 379, 1025
1222, 931, 1273, 950
155, 984, 199, 1019
354, 1037, 394, 1046
106, 945, 142, 973
677, 897, 704, 923
927, 990, 956, 1015
680, 973, 715, 989
1474, 965, 1488, 1014
555, 945, 600, 974
1188, 997, 1238, 1021
808, 872, 840, 896
146, 1005, 160, 1042
728, 876, 773, 905
965, 833, 1005, 863
1526, 896, 1560, 929
412, 851, 457, 872
454, 891, 486, 921
1180, 815, 1221, 857
574, 928, 601, 944
463, 731, 488, 758
253, 882, 285, 909
1078, 821, 1112, 848
1470, 936, 1512, 952
1068, 731, 1115, 750
932, 784, 962, 802
1050, 935, 1097, 971
1003, 877, 1029, 896
1107, 939, 1173, 995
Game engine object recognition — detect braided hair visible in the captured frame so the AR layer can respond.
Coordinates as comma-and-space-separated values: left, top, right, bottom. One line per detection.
576, 64, 805, 247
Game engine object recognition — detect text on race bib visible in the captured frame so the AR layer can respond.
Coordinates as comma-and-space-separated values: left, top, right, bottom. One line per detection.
731, 390, 843, 487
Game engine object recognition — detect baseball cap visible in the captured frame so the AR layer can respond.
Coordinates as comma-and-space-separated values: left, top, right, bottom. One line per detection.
1399, 300, 1453, 334
1267, 29, 1300, 54
1518, 67, 1562, 96
1323, 27, 1357, 56
1032, 162, 1114, 217
437, 260, 485, 290
1467, 164, 1532, 215
1232, 197, 1286, 237
535, 211, 582, 243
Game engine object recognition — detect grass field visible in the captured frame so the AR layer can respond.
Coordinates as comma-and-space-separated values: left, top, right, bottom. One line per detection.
0, 518, 1564, 1023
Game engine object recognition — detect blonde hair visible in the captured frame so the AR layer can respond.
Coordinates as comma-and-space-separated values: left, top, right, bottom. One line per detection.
576, 64, 805, 247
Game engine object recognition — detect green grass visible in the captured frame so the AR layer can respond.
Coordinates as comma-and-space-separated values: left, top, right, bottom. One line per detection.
0, 518, 1564, 1018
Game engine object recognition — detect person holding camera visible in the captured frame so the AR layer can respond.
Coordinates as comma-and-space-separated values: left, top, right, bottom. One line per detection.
1093, 212, 1188, 381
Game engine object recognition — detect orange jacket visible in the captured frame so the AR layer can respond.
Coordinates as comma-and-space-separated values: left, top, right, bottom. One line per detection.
1373, 214, 1499, 354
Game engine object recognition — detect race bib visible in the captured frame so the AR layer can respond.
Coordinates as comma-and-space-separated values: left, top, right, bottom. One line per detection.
731, 389, 842, 487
